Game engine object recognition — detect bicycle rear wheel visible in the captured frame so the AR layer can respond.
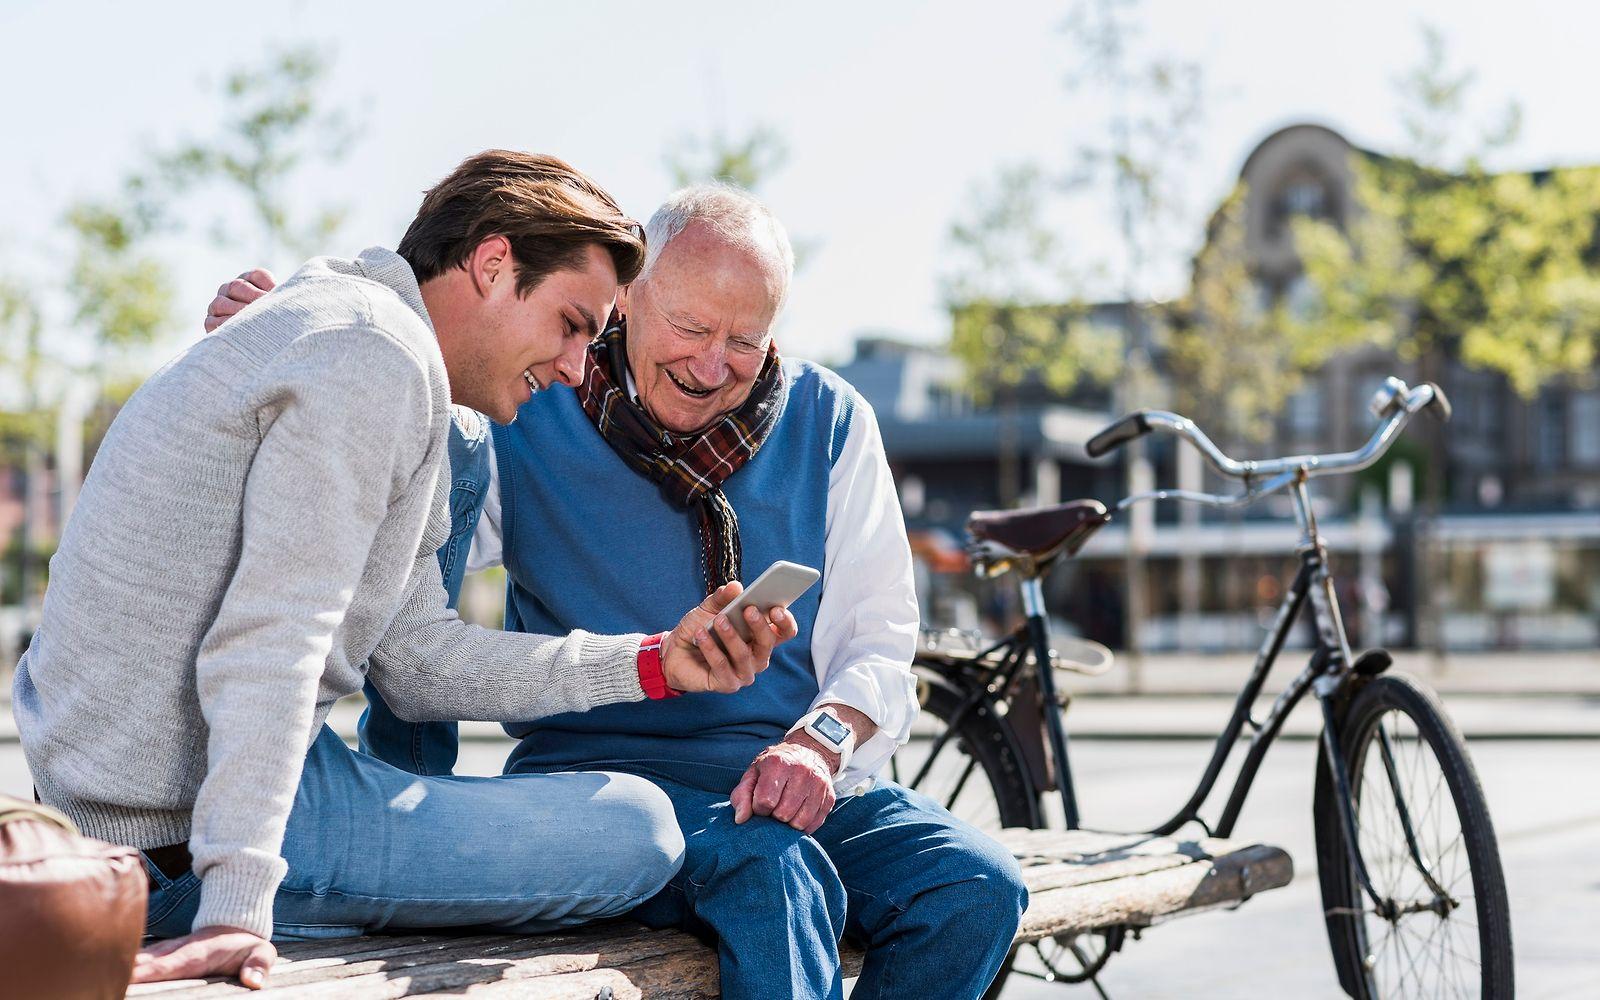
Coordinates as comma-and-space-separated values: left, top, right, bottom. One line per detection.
897, 664, 1039, 832
1314, 673, 1513, 998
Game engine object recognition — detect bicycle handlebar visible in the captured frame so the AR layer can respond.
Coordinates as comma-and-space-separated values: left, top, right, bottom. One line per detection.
1090, 377, 1450, 507
1085, 410, 1153, 458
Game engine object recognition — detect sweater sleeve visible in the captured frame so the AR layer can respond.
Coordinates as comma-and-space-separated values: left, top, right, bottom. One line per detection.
366, 542, 647, 724
188, 327, 433, 938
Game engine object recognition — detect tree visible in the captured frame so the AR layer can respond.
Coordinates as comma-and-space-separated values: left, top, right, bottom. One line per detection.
941, 164, 1120, 506
1291, 26, 1599, 398
1166, 185, 1302, 445
663, 124, 817, 272
0, 279, 50, 607
664, 126, 789, 192
1060, 0, 1204, 311
159, 45, 360, 263
63, 191, 177, 378
943, 164, 1120, 403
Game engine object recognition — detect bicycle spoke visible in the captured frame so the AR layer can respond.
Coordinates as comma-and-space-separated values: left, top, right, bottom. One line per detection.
1349, 701, 1486, 999
944, 756, 979, 812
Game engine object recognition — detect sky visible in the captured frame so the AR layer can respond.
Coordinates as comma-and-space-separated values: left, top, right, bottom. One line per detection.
2, 0, 1597, 368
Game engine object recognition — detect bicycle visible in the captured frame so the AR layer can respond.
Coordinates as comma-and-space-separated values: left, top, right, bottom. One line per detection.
895, 377, 1513, 998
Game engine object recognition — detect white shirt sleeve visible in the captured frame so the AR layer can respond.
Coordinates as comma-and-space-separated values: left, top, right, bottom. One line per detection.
809, 398, 920, 793
465, 434, 504, 573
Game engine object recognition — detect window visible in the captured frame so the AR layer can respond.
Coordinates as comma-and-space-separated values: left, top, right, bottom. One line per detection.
1571, 392, 1600, 466
1535, 395, 1566, 469
1351, 374, 1392, 434
1268, 166, 1334, 238
1282, 181, 1328, 218
1287, 383, 1323, 438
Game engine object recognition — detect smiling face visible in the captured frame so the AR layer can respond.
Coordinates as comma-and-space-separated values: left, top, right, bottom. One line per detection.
442, 239, 618, 424
618, 222, 784, 434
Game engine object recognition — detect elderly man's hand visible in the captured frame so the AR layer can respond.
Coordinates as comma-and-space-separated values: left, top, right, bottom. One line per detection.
731, 737, 836, 834
205, 268, 277, 332
662, 582, 799, 694
132, 926, 277, 990
732, 704, 879, 834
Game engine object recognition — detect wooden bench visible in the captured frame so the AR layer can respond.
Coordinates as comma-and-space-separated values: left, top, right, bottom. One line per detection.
126, 829, 1292, 998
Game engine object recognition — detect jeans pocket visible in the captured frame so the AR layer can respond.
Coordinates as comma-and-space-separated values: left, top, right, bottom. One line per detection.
140, 851, 172, 892
145, 870, 203, 936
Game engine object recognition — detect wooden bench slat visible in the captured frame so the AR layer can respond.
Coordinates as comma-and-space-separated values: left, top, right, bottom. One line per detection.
1016, 841, 1293, 942
126, 828, 1293, 998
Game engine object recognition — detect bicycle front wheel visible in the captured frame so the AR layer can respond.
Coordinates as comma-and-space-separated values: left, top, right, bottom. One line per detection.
1313, 673, 1513, 998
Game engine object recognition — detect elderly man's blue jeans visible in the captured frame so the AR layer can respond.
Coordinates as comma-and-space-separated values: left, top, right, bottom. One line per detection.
143, 727, 685, 940
618, 770, 1027, 1000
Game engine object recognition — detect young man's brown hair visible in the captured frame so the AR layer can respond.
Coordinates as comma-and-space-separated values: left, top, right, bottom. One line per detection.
398, 150, 645, 294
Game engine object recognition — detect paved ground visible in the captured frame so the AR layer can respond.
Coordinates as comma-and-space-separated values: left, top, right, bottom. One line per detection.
992, 738, 1599, 999
2, 727, 1592, 998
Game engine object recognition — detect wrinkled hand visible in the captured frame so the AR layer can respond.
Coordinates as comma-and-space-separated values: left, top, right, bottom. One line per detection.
732, 738, 837, 834
132, 925, 276, 990
663, 582, 799, 695
204, 268, 277, 332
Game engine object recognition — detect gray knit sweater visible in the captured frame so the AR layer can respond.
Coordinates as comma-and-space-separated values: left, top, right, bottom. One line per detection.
12, 248, 647, 939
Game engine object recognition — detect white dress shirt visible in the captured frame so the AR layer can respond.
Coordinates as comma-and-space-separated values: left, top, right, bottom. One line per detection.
467, 393, 921, 793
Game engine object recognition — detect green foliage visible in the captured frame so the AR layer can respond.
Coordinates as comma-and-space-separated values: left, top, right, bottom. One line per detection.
1060, 0, 1204, 298
943, 164, 1120, 403
665, 126, 788, 192
159, 44, 358, 259
0, 280, 51, 458
950, 302, 1124, 405
942, 0, 1203, 408
1292, 155, 1600, 398
1395, 25, 1521, 168
1168, 185, 1303, 443
63, 199, 176, 356
1290, 24, 1596, 399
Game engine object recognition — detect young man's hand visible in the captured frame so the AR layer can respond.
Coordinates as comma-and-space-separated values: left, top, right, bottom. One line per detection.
205, 269, 277, 332
663, 582, 798, 694
132, 925, 277, 990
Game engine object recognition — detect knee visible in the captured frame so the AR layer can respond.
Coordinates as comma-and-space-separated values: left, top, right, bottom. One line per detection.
587, 773, 685, 902
944, 840, 1028, 937
688, 818, 847, 925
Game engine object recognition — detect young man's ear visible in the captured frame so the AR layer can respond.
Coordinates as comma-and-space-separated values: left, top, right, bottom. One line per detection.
467, 235, 513, 297
615, 283, 631, 320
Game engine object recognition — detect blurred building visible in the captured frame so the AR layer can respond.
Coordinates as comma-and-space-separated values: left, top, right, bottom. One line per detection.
840, 123, 1600, 653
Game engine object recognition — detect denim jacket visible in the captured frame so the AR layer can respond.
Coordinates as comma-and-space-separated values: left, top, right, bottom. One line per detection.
357, 405, 492, 774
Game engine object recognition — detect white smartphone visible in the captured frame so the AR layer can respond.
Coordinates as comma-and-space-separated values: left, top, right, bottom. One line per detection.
716, 560, 821, 642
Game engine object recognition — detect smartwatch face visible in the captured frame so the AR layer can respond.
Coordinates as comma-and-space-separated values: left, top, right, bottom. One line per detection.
813, 712, 850, 745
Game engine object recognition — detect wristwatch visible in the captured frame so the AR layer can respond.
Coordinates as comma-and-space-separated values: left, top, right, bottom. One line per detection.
788, 708, 856, 777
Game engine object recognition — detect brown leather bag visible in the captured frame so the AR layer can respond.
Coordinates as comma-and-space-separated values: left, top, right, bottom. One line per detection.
0, 795, 147, 1000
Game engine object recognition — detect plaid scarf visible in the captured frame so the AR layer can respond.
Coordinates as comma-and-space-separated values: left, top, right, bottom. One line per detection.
578, 316, 786, 594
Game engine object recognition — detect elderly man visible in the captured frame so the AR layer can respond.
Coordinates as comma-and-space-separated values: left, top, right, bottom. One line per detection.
210, 185, 1025, 999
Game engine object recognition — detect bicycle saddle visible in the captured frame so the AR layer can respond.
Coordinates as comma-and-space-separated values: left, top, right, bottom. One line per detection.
967, 499, 1110, 559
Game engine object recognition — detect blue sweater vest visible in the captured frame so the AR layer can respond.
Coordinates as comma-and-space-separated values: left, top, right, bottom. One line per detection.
494, 360, 857, 790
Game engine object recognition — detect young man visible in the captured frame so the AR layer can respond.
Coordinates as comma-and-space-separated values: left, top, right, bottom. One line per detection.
14, 151, 796, 990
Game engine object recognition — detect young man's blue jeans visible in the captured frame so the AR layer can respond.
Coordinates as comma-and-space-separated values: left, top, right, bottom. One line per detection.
508, 760, 1027, 1000
143, 727, 685, 940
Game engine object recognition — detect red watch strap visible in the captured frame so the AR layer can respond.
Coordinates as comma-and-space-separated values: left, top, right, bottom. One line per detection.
637, 632, 682, 700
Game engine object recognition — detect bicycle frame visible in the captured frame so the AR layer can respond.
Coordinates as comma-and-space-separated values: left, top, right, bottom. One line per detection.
913, 476, 1426, 920
988, 472, 1407, 914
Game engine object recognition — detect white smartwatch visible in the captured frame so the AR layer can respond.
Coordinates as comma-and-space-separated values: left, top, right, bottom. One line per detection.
788, 708, 856, 777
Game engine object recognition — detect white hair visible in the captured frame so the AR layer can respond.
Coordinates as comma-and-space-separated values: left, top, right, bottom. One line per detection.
637, 183, 795, 306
